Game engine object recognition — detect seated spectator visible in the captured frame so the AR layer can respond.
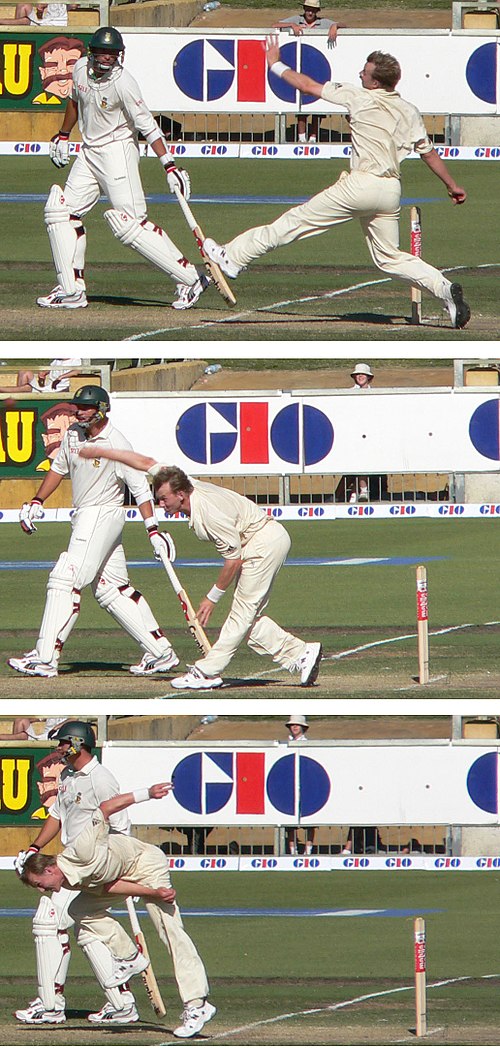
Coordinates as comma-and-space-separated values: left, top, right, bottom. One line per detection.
0, 715, 69, 741
284, 715, 315, 855
0, 2, 68, 24
0, 358, 82, 394
341, 826, 385, 855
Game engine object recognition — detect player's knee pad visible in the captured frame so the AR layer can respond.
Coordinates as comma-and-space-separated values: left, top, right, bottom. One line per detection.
33, 896, 69, 1010
103, 207, 197, 284
44, 185, 78, 293
93, 576, 168, 656
44, 184, 71, 227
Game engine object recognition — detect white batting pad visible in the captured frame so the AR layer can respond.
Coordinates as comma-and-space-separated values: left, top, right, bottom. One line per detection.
33, 896, 70, 1011
104, 208, 198, 285
44, 184, 78, 294
93, 576, 171, 657
37, 551, 80, 664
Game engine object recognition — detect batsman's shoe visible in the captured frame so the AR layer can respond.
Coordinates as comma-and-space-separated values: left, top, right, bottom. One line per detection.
443, 282, 470, 329
129, 648, 180, 676
174, 1000, 217, 1038
8, 652, 58, 677
172, 273, 210, 310
203, 238, 241, 279
15, 995, 66, 1025
37, 285, 88, 309
105, 950, 149, 988
294, 642, 322, 686
171, 666, 223, 690
88, 1001, 139, 1025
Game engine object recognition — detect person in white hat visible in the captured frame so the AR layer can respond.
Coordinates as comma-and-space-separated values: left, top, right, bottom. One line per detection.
350, 362, 374, 390
284, 716, 315, 855
274, 0, 347, 142
345, 363, 374, 501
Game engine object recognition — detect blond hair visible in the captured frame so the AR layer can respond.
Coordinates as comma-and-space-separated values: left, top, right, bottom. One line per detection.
366, 51, 401, 90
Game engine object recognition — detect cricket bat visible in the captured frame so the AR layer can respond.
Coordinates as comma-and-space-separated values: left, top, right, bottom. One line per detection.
172, 185, 237, 306
125, 897, 166, 1018
157, 545, 212, 656
410, 205, 422, 325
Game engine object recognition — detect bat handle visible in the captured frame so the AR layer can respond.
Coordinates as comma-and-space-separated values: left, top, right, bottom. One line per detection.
172, 185, 197, 232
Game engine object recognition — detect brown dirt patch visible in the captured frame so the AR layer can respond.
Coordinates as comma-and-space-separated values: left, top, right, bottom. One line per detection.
189, 6, 451, 30
192, 362, 455, 391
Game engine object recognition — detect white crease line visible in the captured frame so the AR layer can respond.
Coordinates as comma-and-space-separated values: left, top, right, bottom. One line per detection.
126, 262, 500, 340
327, 620, 500, 661
125, 278, 390, 340
158, 973, 500, 1045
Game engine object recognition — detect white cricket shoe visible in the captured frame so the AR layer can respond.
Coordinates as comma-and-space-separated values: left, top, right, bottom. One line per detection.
442, 281, 470, 329
129, 649, 180, 676
88, 1001, 139, 1025
172, 273, 210, 310
171, 666, 223, 690
203, 238, 241, 279
37, 285, 88, 309
8, 652, 58, 677
294, 642, 322, 686
174, 1000, 217, 1038
15, 995, 66, 1024
104, 950, 149, 988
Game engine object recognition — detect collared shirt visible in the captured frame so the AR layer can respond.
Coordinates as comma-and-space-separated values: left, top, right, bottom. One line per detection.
71, 56, 161, 148
189, 479, 268, 560
50, 757, 130, 846
320, 82, 433, 178
50, 418, 152, 509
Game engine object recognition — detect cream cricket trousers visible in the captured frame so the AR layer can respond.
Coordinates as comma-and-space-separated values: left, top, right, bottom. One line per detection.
194, 519, 306, 677
227, 169, 449, 301
72, 892, 209, 1006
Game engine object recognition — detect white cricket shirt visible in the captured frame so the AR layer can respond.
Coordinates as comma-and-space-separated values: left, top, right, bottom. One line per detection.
71, 56, 161, 148
49, 757, 130, 846
50, 419, 152, 509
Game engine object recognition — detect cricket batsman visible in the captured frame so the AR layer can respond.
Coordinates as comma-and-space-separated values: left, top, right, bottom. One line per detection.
38, 26, 209, 310
8, 384, 179, 679
20, 778, 216, 1038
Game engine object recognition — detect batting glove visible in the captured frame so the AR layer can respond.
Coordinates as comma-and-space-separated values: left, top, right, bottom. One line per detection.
165, 163, 191, 201
14, 845, 39, 876
49, 131, 71, 169
149, 529, 177, 563
19, 499, 44, 535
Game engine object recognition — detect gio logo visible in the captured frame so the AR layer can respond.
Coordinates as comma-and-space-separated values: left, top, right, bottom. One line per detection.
175, 401, 333, 466
172, 751, 331, 816
173, 38, 331, 105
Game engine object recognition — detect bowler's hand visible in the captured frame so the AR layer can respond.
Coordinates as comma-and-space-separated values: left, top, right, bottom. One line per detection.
448, 186, 467, 205
196, 597, 215, 628
148, 782, 173, 800
156, 886, 176, 903
265, 34, 281, 67
78, 445, 98, 459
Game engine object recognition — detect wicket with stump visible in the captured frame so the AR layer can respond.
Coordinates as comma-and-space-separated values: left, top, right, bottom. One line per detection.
414, 916, 427, 1036
410, 205, 423, 324
416, 564, 429, 684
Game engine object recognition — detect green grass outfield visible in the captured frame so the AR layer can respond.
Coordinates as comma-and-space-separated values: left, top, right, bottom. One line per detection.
0, 156, 498, 342
2, 869, 500, 1045
1, 517, 500, 698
